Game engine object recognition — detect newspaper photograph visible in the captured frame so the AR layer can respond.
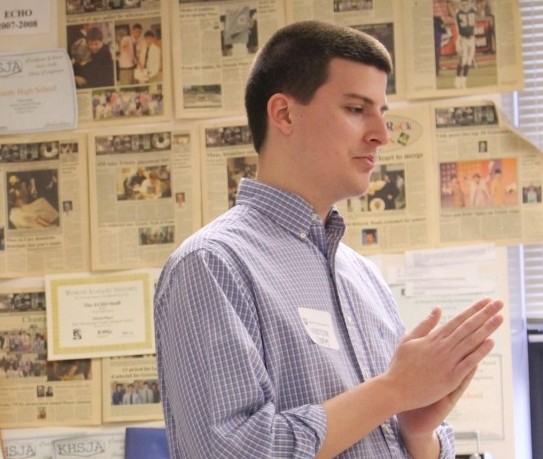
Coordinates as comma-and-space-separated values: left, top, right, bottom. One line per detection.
432, 99, 543, 247
102, 354, 163, 423
88, 124, 201, 271
341, 104, 436, 255
0, 287, 101, 428
60, 0, 171, 125
285, 0, 405, 100
0, 132, 90, 278
200, 118, 257, 224
403, 0, 523, 99
173, 0, 286, 118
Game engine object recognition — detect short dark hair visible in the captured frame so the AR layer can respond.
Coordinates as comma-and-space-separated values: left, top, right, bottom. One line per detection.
133, 23, 143, 31
87, 27, 103, 42
144, 30, 155, 38
244, 20, 393, 153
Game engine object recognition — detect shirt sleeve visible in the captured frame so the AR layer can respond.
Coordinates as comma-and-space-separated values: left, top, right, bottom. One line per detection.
436, 421, 456, 459
154, 248, 328, 459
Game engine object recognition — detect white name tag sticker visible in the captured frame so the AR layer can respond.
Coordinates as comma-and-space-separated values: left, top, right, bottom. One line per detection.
298, 308, 340, 350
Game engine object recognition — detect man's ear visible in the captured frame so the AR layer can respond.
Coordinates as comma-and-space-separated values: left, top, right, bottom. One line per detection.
267, 93, 294, 136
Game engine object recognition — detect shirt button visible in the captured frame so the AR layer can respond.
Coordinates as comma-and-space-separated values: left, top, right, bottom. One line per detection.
299, 231, 307, 239
346, 315, 353, 324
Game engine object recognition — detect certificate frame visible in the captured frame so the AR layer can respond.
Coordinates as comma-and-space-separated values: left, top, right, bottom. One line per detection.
45, 270, 155, 360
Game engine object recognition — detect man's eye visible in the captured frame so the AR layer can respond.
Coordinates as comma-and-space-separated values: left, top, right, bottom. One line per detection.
347, 106, 364, 114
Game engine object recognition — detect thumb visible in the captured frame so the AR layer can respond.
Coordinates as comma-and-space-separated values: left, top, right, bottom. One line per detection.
405, 306, 442, 340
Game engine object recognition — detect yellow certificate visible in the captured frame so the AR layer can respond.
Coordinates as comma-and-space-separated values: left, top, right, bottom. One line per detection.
45, 270, 155, 360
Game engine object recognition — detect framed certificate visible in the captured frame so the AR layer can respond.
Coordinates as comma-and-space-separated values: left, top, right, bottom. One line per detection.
45, 270, 155, 360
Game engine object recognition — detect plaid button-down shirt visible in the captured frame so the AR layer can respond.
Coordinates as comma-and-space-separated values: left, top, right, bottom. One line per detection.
155, 178, 455, 458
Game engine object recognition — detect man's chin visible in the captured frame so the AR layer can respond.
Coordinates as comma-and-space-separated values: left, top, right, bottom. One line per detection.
352, 185, 370, 198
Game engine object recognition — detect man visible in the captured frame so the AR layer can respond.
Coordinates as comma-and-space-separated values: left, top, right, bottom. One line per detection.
138, 381, 154, 403
74, 26, 114, 89
112, 383, 125, 405
490, 168, 507, 205
448, 174, 466, 208
155, 21, 503, 458
122, 384, 141, 405
433, 0, 454, 76
118, 23, 143, 85
454, 0, 477, 89
363, 229, 378, 245
470, 173, 491, 206
125, 167, 146, 198
135, 30, 162, 83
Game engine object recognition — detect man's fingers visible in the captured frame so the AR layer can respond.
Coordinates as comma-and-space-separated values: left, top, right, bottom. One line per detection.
404, 306, 442, 341
455, 338, 496, 380
437, 297, 491, 337
448, 302, 503, 358
438, 298, 501, 340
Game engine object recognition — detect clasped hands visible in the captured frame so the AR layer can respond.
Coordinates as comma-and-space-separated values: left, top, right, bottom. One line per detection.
388, 297, 504, 439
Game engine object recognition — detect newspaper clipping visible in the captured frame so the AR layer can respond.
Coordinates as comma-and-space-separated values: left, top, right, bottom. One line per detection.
0, 287, 101, 428
102, 354, 163, 423
173, 0, 286, 118
433, 99, 543, 246
88, 125, 201, 271
0, 132, 90, 278
61, 0, 171, 125
201, 118, 257, 224
403, 0, 523, 99
341, 100, 543, 255
285, 0, 404, 100
341, 104, 436, 255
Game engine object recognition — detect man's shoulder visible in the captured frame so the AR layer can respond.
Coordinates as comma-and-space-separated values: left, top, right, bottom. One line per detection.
175, 206, 258, 258
97, 46, 113, 60
155, 207, 262, 298
337, 242, 382, 274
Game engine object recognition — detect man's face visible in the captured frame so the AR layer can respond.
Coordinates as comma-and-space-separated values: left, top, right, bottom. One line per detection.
88, 39, 103, 54
460, 1, 471, 12
133, 28, 142, 39
288, 58, 389, 206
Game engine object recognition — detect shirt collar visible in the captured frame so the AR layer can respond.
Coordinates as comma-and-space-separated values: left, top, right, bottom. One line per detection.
235, 178, 345, 240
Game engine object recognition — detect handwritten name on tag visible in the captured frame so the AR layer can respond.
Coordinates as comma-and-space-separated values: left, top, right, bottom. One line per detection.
298, 308, 340, 350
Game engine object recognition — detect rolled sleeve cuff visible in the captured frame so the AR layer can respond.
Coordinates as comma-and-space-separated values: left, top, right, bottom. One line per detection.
281, 404, 328, 455
436, 422, 456, 459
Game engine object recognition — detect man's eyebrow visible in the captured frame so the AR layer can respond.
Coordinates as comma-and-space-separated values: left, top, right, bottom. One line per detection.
344, 93, 389, 114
